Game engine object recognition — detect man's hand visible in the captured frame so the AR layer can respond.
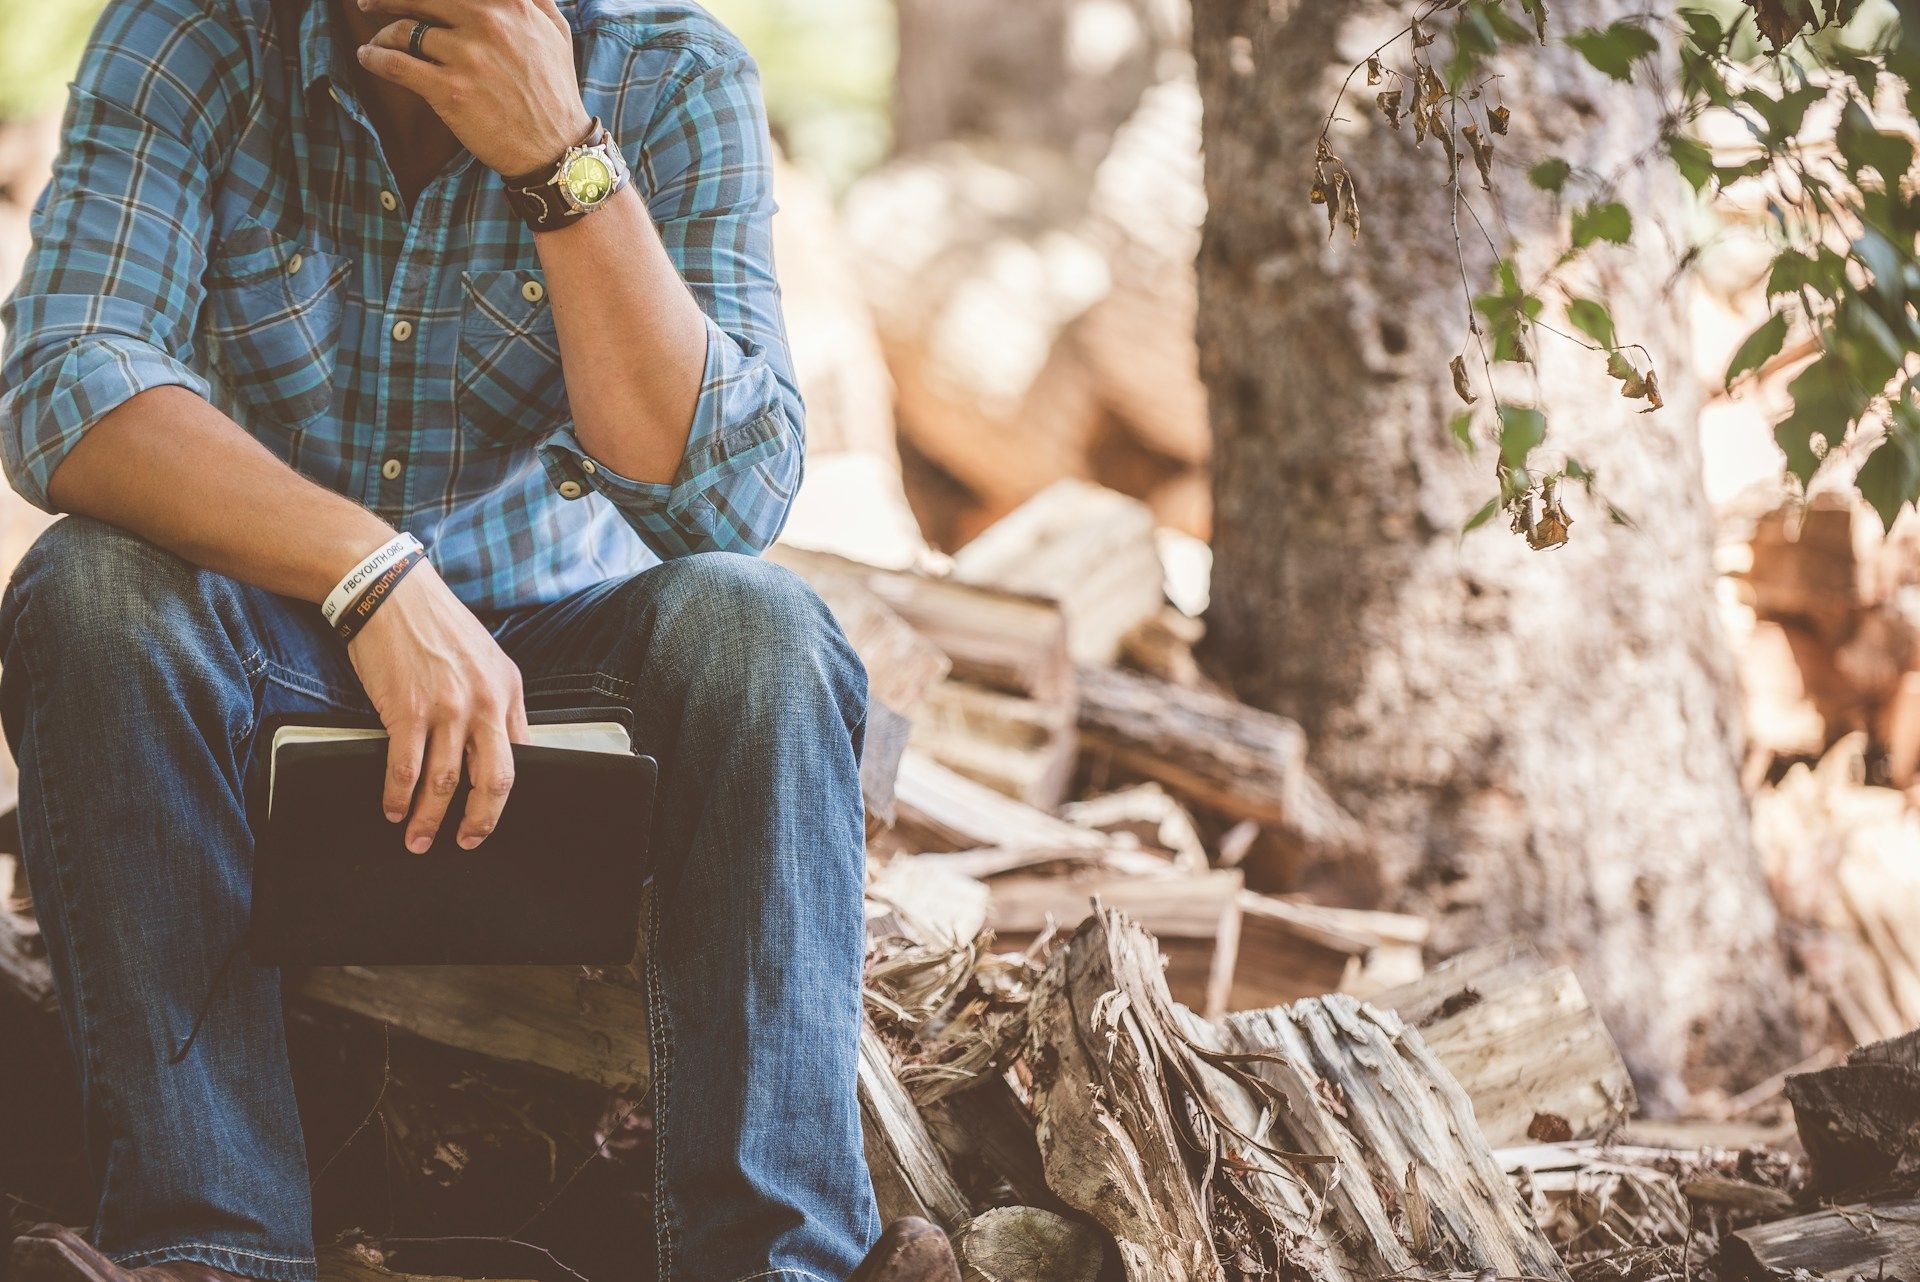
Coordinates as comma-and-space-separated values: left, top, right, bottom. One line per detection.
356, 0, 593, 177
347, 565, 530, 852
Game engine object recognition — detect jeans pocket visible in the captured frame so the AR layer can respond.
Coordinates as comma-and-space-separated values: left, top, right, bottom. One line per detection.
456, 268, 569, 448
204, 222, 347, 438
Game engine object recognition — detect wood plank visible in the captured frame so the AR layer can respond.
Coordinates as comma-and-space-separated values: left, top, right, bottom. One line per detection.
297, 964, 651, 1092
859, 1022, 972, 1232
1725, 1199, 1920, 1282
910, 678, 1077, 810
1368, 939, 1636, 1145
984, 868, 1243, 1018
768, 546, 1073, 705
951, 480, 1165, 666
1073, 664, 1363, 859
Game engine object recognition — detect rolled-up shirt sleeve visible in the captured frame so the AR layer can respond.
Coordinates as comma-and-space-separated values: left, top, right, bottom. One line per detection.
0, 0, 236, 512
538, 50, 804, 560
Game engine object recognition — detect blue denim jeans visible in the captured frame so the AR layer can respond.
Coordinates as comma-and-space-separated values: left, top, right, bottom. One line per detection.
0, 516, 878, 1282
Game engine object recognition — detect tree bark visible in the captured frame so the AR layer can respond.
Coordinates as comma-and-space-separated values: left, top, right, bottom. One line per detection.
1191, 0, 1799, 1103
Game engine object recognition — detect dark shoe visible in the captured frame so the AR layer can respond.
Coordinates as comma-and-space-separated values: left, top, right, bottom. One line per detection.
10, 1225, 247, 1282
849, 1217, 960, 1282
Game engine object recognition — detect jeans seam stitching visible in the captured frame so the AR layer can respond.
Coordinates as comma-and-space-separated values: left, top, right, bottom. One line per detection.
726, 1272, 836, 1282
13, 632, 114, 1239
109, 1245, 318, 1266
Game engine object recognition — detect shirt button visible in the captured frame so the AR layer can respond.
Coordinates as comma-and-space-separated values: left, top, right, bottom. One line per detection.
379, 189, 399, 212
558, 480, 584, 500
580, 457, 598, 475
391, 319, 413, 342
328, 85, 342, 105
521, 280, 545, 303
381, 457, 404, 481
285, 252, 303, 275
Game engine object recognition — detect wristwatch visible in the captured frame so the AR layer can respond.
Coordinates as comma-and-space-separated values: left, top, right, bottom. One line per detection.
500, 117, 630, 232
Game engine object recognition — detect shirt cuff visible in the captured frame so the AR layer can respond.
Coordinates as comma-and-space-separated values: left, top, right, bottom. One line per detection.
0, 336, 212, 511
535, 316, 799, 557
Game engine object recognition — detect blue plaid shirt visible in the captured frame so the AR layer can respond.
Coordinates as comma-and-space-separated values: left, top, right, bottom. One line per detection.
0, 0, 803, 610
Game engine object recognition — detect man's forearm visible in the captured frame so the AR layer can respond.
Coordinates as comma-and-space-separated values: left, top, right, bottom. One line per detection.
45, 385, 396, 601
534, 182, 709, 485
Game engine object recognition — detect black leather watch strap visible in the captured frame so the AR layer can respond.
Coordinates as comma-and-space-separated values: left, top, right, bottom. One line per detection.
500, 118, 629, 233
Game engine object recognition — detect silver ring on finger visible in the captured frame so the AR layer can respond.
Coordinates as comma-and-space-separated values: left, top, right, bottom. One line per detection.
408, 19, 434, 60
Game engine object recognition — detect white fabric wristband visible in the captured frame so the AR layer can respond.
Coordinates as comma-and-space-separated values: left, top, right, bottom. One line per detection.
322, 533, 424, 627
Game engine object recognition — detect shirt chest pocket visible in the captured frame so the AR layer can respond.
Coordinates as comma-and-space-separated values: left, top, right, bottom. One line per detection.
203, 226, 348, 434
456, 269, 569, 447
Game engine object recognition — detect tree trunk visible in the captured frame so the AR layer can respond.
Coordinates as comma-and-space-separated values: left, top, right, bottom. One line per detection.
1191, 0, 1799, 1104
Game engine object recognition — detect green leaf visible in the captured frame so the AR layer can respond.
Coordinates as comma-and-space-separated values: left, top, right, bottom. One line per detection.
1776, 357, 1867, 486
1856, 428, 1920, 531
1498, 405, 1547, 468
1679, 8, 1725, 50
1666, 135, 1714, 191
1724, 312, 1789, 389
1565, 20, 1660, 81
1570, 200, 1633, 248
1528, 157, 1572, 192
1740, 85, 1826, 145
1449, 410, 1478, 455
1566, 297, 1617, 348
1767, 248, 1849, 299
1463, 495, 1502, 533
1837, 98, 1916, 182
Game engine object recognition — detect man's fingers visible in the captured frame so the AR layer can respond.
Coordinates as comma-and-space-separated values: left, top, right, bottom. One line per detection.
383, 724, 427, 823
405, 724, 467, 853
457, 722, 516, 849
367, 18, 446, 61
356, 43, 449, 93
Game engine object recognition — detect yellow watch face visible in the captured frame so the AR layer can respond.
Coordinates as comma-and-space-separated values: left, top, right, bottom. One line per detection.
562, 152, 614, 206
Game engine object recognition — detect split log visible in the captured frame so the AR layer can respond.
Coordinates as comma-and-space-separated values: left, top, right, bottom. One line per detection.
952, 1206, 1104, 1282
1496, 1143, 1693, 1252
984, 869, 1243, 1018
1787, 1029, 1920, 1197
1058, 784, 1207, 873
1070, 72, 1208, 471
769, 156, 897, 465
298, 964, 651, 1092
951, 480, 1165, 666
1220, 994, 1572, 1282
1074, 663, 1364, 860
1228, 892, 1428, 1012
910, 679, 1077, 810
1023, 907, 1344, 1282
1724, 1199, 1920, 1282
1370, 939, 1636, 1146
859, 1023, 972, 1232
840, 144, 1105, 514
921, 1076, 1054, 1210
768, 547, 1074, 706
1738, 493, 1867, 647
888, 752, 1109, 858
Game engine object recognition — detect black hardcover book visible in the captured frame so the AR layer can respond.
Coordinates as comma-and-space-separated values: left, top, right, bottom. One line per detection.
248, 708, 656, 967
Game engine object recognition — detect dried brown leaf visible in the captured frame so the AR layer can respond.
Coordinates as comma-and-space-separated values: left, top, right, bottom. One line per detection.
1463, 122, 1494, 189
1450, 354, 1478, 404
1490, 104, 1510, 135
1412, 18, 1436, 47
1367, 55, 1383, 85
1378, 88, 1404, 128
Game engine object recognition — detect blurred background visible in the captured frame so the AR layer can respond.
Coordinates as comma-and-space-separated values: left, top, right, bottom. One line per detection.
3, 0, 1920, 1272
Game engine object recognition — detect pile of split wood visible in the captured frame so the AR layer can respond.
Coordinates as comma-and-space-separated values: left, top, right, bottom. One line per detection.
1726, 490, 1920, 1049
0, 474, 1830, 1282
